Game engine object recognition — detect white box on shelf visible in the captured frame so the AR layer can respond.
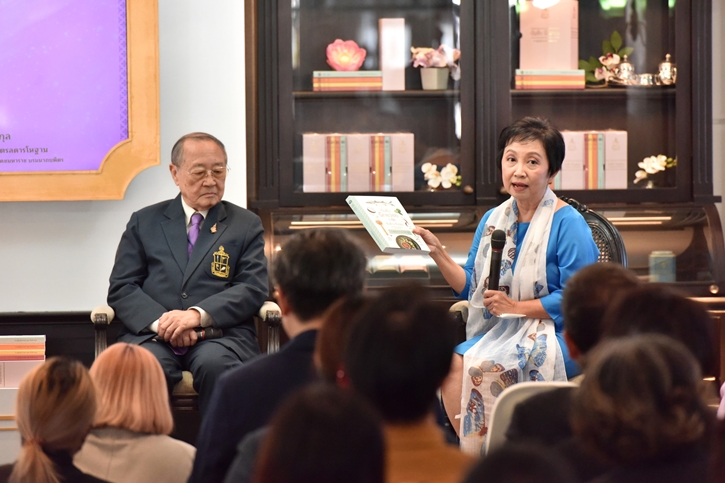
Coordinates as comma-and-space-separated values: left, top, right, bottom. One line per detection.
346, 134, 372, 192
519, 0, 579, 71
390, 133, 414, 192
560, 130, 585, 190
604, 130, 628, 189
379, 18, 406, 91
302, 133, 326, 193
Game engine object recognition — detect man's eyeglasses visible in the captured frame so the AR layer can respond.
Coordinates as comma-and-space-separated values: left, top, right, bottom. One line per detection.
187, 166, 230, 182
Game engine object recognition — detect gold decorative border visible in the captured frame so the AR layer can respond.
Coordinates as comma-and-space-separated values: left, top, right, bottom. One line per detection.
0, 0, 160, 201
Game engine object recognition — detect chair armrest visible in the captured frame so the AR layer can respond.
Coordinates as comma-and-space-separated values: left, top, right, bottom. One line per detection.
259, 301, 282, 354
449, 300, 469, 345
90, 305, 115, 358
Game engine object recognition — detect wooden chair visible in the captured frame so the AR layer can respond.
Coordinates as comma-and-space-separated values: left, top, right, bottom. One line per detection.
90, 301, 282, 411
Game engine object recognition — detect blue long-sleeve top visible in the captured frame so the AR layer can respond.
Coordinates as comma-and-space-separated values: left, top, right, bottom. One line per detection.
454, 204, 599, 377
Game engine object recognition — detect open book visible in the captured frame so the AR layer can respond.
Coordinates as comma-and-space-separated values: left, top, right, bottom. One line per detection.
346, 195, 430, 254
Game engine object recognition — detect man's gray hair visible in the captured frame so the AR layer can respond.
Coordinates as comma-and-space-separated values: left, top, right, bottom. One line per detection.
170, 132, 227, 167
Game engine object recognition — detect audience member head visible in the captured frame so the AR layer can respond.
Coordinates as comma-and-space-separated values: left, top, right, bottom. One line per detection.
313, 295, 368, 384
602, 284, 715, 375
272, 228, 367, 322
344, 283, 456, 424
253, 384, 384, 483
497, 117, 565, 176
463, 443, 577, 483
11, 357, 96, 483
90, 343, 173, 435
562, 262, 640, 361
571, 334, 711, 466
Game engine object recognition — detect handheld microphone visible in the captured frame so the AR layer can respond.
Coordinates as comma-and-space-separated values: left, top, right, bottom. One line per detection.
194, 327, 223, 340
488, 229, 506, 291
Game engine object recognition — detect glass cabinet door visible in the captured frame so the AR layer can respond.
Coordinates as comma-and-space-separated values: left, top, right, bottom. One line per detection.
504, 0, 691, 204
275, 0, 475, 207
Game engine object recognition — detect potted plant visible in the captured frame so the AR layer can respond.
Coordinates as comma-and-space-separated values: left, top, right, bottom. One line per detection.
410, 45, 460, 90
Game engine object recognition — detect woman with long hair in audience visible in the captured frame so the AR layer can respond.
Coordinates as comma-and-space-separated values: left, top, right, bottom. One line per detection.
0, 357, 107, 483
571, 334, 713, 483
74, 343, 195, 483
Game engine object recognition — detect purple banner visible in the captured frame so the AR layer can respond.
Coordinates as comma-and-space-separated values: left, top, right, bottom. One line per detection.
0, 0, 128, 173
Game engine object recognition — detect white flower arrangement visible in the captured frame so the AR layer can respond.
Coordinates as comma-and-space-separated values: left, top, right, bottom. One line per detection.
633, 154, 677, 184
421, 162, 461, 189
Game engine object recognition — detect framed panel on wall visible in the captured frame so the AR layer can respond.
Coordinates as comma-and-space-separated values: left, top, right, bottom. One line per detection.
0, 0, 159, 201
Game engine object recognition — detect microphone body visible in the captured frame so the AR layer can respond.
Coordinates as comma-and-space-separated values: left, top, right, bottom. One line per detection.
194, 327, 223, 340
488, 229, 506, 291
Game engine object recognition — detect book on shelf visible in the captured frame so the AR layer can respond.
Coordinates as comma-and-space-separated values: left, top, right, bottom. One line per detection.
346, 195, 430, 255
558, 130, 629, 190
302, 133, 414, 193
0, 360, 45, 388
379, 18, 406, 91
0, 335, 46, 345
313, 70, 383, 78
514, 69, 585, 90
312, 71, 384, 91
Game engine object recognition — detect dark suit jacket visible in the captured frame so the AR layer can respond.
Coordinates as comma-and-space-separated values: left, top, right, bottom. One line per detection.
108, 195, 268, 358
189, 330, 319, 483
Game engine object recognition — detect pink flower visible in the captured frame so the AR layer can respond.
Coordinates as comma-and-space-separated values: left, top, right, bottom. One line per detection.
326, 39, 366, 71
598, 52, 620, 68
594, 67, 612, 81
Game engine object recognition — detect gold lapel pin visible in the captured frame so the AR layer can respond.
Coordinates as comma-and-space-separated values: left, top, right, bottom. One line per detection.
210, 223, 217, 234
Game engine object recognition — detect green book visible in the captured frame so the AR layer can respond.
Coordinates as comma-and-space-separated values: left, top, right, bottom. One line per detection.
346, 195, 430, 254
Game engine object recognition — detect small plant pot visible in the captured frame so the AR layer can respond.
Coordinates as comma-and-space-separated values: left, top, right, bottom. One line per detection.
420, 67, 450, 90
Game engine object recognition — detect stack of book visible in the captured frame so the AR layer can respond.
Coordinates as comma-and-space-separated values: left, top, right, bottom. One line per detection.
302, 132, 414, 192
552, 130, 628, 190
312, 71, 383, 92
514, 69, 585, 90
0, 335, 46, 388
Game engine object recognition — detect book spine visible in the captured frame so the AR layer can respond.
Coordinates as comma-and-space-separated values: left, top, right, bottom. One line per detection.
585, 132, 597, 189
561, 131, 585, 190
515, 69, 585, 76
383, 136, 392, 192
604, 130, 628, 189
0, 344, 45, 350
0, 336, 46, 344
597, 133, 605, 189
313, 70, 383, 78
340, 136, 348, 192
0, 355, 45, 361
314, 78, 383, 84
313, 85, 383, 92
0, 348, 45, 355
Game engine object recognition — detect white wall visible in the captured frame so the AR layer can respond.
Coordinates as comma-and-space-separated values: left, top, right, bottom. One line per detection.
0, 1, 247, 312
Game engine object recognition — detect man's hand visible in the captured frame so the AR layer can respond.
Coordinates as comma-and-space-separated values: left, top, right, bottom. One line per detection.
169, 327, 199, 348
158, 309, 201, 342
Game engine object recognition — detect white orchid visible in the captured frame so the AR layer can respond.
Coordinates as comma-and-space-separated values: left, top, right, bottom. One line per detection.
594, 67, 612, 81
638, 154, 668, 174
439, 163, 459, 189
633, 154, 677, 184
421, 162, 461, 189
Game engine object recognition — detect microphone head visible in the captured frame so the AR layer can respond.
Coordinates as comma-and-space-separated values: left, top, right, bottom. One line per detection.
491, 229, 506, 250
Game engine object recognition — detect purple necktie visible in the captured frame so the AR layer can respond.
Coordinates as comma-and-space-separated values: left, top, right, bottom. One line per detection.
188, 212, 204, 257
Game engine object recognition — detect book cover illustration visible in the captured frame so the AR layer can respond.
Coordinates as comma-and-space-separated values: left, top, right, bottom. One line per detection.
346, 195, 430, 254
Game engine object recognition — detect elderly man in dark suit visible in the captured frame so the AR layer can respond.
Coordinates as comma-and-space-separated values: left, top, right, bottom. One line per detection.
107, 132, 268, 413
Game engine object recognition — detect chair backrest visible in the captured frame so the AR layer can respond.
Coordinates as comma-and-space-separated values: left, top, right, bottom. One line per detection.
486, 381, 577, 454
560, 197, 627, 267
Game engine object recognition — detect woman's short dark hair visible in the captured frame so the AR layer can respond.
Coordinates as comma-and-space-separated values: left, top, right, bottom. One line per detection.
253, 384, 384, 483
463, 443, 577, 483
496, 117, 565, 176
313, 295, 368, 383
571, 334, 711, 466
